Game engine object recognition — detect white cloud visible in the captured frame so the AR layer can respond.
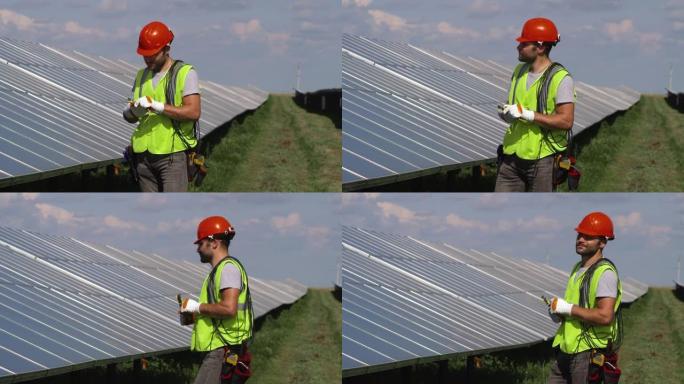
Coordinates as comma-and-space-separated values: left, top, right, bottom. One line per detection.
368, 9, 410, 32
230, 19, 290, 54
63, 21, 107, 38
604, 19, 634, 41
602, 19, 662, 53
271, 213, 302, 233
231, 19, 263, 41
103, 215, 147, 232
467, 0, 502, 16
615, 211, 641, 228
99, 0, 127, 13
34, 203, 82, 226
477, 193, 509, 208
376, 202, 424, 223
342, 0, 372, 8
437, 22, 481, 40
445, 214, 488, 231
0, 9, 39, 31
21, 193, 39, 201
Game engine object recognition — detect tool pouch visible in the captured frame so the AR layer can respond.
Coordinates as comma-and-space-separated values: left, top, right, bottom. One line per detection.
186, 151, 208, 186
221, 344, 252, 384
552, 153, 568, 188
602, 351, 621, 384
496, 145, 504, 167
567, 166, 581, 191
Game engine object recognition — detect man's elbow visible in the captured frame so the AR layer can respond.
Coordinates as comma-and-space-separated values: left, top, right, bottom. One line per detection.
598, 313, 614, 326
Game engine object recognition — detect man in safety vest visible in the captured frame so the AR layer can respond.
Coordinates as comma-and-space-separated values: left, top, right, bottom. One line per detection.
123, 21, 200, 192
546, 212, 622, 383
180, 216, 254, 384
496, 18, 575, 192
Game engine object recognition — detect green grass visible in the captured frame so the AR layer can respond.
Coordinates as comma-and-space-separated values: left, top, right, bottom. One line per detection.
249, 288, 341, 384
563, 95, 684, 191
619, 287, 684, 383
191, 94, 341, 192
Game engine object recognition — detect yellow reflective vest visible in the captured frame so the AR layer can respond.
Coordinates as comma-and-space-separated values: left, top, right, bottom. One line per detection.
130, 63, 198, 154
191, 258, 253, 351
503, 63, 572, 160
552, 260, 622, 354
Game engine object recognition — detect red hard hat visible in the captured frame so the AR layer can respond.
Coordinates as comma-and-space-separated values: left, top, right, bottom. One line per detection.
575, 212, 614, 240
195, 216, 235, 244
516, 17, 560, 44
137, 21, 174, 56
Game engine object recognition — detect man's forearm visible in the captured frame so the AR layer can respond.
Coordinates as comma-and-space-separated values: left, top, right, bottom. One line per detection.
570, 306, 614, 326
162, 104, 200, 121
533, 112, 573, 131
198, 302, 236, 319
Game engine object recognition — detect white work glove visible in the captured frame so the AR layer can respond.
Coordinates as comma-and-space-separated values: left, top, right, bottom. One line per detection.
505, 103, 535, 122
497, 104, 517, 123
549, 297, 573, 316
180, 298, 201, 314
134, 96, 165, 114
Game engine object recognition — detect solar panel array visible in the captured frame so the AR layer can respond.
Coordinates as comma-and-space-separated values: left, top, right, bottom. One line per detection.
0, 36, 268, 187
341, 226, 648, 377
342, 34, 641, 190
0, 226, 306, 383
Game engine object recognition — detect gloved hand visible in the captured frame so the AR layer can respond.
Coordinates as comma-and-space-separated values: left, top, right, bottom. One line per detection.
123, 102, 147, 120
505, 103, 535, 122
134, 96, 165, 114
550, 297, 573, 316
497, 104, 517, 123
181, 298, 201, 314
548, 308, 562, 323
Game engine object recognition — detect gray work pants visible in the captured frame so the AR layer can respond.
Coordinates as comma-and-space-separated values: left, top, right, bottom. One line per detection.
495, 153, 555, 192
193, 347, 224, 384
135, 151, 188, 192
547, 350, 591, 384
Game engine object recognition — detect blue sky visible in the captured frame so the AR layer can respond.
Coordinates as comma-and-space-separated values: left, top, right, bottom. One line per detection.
341, 0, 683, 93
0, 193, 340, 287
0, 0, 340, 92
340, 193, 684, 287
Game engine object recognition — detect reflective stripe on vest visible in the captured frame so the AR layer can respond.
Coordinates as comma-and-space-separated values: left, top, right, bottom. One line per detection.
552, 261, 622, 354
130, 64, 198, 154
191, 258, 253, 351
503, 63, 571, 160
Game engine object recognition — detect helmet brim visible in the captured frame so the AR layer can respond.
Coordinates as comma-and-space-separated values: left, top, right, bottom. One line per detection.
137, 46, 163, 57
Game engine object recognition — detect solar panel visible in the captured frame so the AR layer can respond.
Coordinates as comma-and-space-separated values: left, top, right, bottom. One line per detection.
342, 34, 641, 190
341, 226, 647, 377
0, 226, 306, 382
0, 36, 268, 188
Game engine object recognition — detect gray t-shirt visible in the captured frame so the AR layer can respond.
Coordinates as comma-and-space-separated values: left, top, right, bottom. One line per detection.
131, 67, 200, 97
574, 267, 618, 299
219, 262, 243, 291
526, 70, 575, 105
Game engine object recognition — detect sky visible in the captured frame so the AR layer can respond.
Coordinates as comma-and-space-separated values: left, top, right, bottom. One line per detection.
0, 193, 340, 287
341, 0, 684, 93
0, 0, 341, 92
340, 193, 684, 287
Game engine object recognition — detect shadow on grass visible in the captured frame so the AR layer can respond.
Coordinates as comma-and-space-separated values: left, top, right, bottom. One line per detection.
291, 95, 341, 130
344, 341, 554, 384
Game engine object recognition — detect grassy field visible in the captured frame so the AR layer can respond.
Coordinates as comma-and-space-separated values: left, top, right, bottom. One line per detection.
347, 288, 682, 384
24, 288, 341, 384
192, 94, 341, 192
1, 94, 340, 192
563, 95, 684, 191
